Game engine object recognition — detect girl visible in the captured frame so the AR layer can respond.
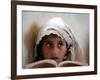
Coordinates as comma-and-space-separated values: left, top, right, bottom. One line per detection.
33, 17, 85, 64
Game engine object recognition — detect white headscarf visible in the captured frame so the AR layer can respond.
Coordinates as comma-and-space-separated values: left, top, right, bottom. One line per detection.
36, 17, 76, 46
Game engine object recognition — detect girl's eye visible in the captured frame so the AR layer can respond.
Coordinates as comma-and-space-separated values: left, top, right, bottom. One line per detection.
46, 43, 51, 47
44, 42, 52, 48
58, 42, 64, 47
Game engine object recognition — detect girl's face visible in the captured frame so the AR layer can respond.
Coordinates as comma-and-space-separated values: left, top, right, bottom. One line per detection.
41, 34, 67, 63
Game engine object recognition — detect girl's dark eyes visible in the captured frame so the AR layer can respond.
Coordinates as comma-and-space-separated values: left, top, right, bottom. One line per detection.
46, 43, 52, 47
58, 42, 64, 47
43, 42, 52, 47
43, 41, 66, 48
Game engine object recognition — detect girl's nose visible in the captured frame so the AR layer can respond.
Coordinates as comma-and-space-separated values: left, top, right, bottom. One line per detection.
51, 46, 59, 55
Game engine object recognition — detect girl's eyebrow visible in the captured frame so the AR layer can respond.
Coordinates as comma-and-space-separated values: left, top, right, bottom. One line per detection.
43, 40, 54, 43
58, 39, 65, 42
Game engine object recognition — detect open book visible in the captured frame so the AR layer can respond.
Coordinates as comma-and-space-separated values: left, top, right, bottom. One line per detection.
26, 59, 87, 68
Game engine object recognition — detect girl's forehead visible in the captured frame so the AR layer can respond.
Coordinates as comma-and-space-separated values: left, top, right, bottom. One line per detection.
44, 34, 61, 39
42, 34, 65, 42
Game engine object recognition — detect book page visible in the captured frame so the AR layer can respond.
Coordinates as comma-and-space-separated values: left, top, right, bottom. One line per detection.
26, 59, 58, 68
58, 61, 87, 67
